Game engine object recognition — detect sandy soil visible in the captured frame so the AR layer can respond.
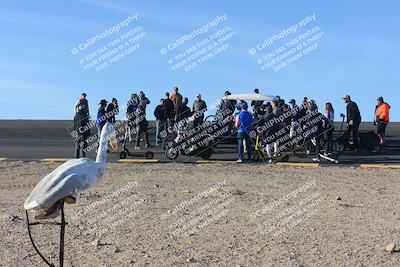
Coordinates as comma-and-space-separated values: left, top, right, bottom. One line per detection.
1, 161, 400, 267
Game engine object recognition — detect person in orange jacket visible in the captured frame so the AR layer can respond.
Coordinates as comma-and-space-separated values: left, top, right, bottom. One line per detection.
375, 96, 391, 146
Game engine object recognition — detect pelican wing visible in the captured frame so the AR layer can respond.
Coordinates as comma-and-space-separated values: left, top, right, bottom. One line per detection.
24, 158, 98, 210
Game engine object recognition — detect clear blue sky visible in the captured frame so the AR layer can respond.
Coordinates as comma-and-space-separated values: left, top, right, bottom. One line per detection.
1, 0, 398, 121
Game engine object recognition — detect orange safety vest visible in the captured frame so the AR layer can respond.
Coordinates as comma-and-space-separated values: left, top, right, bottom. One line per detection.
376, 103, 390, 123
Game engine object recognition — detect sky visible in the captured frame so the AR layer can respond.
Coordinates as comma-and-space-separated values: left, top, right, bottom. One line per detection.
0, 0, 399, 121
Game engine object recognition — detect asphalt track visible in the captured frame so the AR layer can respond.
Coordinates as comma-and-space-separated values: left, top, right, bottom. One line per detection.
0, 120, 399, 164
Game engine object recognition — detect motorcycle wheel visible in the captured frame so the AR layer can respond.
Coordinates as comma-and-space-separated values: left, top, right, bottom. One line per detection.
166, 147, 179, 160
119, 151, 127, 159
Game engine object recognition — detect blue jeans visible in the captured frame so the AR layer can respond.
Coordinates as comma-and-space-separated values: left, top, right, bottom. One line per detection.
156, 120, 166, 144
238, 132, 252, 160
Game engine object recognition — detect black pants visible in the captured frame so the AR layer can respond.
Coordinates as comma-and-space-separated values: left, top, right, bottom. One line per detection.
315, 135, 321, 155
136, 122, 149, 146
74, 113, 90, 158
377, 121, 388, 135
238, 132, 252, 160
325, 127, 334, 152
377, 121, 388, 145
193, 115, 204, 128
75, 135, 88, 158
344, 121, 360, 148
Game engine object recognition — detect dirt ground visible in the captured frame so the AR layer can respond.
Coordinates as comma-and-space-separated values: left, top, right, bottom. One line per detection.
1, 161, 400, 267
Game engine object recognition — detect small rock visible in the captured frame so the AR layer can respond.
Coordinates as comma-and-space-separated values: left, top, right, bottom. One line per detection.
386, 243, 396, 253
92, 239, 100, 249
154, 184, 160, 188
114, 246, 121, 253
336, 196, 342, 201
254, 246, 262, 253
220, 186, 244, 195
4, 214, 21, 222
187, 257, 197, 263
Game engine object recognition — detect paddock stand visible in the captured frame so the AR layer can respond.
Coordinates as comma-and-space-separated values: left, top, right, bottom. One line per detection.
26, 200, 67, 267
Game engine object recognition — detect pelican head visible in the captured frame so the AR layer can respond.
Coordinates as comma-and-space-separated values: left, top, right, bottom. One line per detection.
95, 122, 118, 163
101, 122, 118, 150
106, 122, 118, 150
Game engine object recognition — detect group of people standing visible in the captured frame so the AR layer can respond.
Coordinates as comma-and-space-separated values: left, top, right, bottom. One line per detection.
153, 87, 207, 145
73, 87, 209, 158
74, 93, 119, 158
233, 89, 391, 163
73, 89, 391, 162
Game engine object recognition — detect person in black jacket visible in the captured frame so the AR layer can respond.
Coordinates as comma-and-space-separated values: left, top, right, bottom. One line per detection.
126, 94, 139, 142
222, 91, 237, 116
192, 94, 207, 128
96, 99, 108, 148
303, 103, 332, 162
135, 100, 152, 149
176, 97, 192, 122
139, 91, 150, 114
163, 92, 175, 127
74, 112, 90, 158
343, 95, 361, 150
265, 100, 283, 163
251, 88, 263, 119
154, 99, 166, 145
174, 97, 191, 134
106, 98, 119, 124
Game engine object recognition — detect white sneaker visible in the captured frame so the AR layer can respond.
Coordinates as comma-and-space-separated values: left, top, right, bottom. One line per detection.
312, 157, 320, 162
268, 159, 273, 164
237, 159, 243, 163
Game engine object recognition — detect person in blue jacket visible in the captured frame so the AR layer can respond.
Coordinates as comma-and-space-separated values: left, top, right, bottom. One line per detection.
235, 102, 253, 163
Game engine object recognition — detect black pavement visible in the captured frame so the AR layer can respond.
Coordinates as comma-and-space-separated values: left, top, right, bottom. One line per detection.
0, 120, 399, 164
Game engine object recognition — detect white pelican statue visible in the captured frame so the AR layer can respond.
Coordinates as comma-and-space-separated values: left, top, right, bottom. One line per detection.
24, 122, 118, 267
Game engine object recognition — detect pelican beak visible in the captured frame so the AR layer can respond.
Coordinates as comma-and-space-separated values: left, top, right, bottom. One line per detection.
110, 134, 118, 150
